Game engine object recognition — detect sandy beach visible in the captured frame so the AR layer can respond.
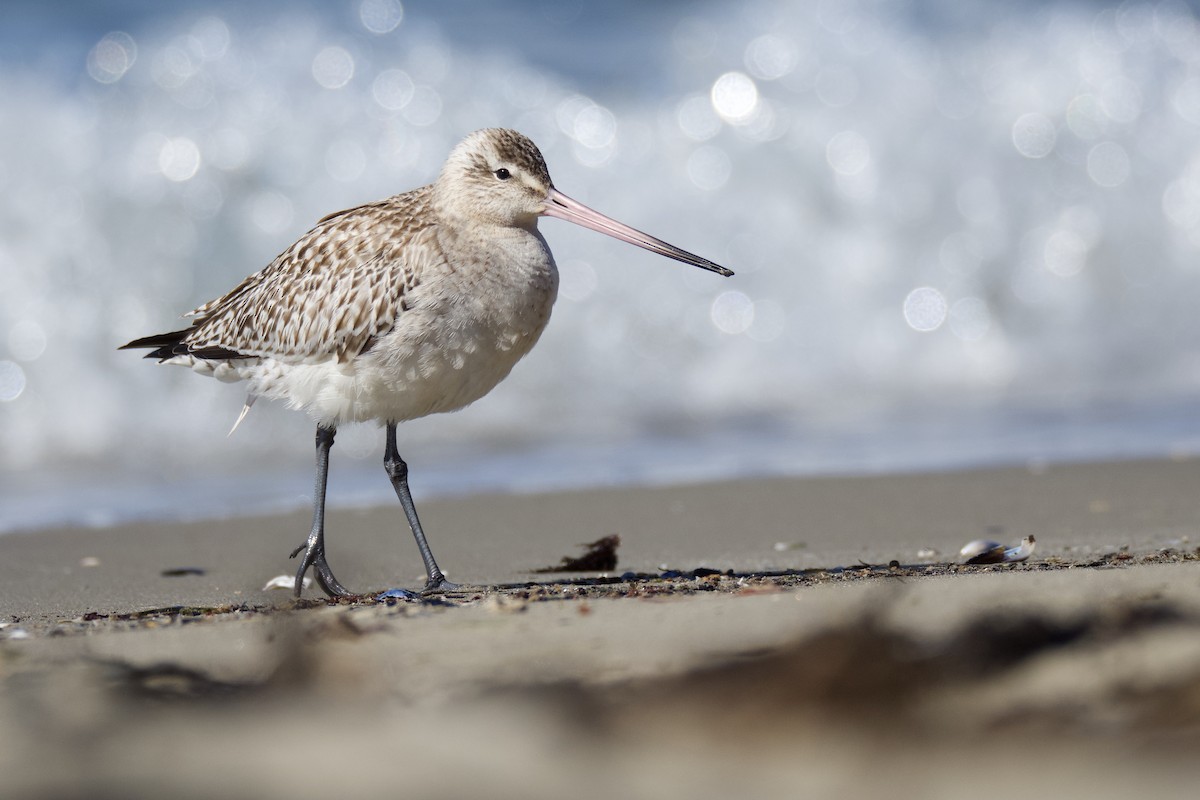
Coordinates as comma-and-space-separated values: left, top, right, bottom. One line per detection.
3, 457, 1200, 798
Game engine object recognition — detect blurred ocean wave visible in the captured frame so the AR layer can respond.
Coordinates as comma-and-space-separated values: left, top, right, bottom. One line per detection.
3, 0, 1200, 531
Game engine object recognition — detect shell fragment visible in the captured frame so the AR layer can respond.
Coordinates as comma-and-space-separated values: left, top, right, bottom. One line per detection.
262, 575, 311, 591
960, 535, 1036, 565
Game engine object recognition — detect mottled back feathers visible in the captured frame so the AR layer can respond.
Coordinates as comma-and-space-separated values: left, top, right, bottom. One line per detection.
130, 188, 435, 365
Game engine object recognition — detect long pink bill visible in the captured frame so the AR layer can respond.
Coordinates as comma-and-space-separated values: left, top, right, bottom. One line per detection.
542, 188, 734, 277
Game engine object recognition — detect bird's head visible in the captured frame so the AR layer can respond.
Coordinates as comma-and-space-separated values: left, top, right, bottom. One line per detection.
434, 128, 553, 229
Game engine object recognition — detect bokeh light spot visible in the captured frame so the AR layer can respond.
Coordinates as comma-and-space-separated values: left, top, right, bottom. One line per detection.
826, 130, 870, 175
191, 17, 230, 60
372, 69, 414, 111
1163, 175, 1200, 229
903, 287, 947, 332
1011, 113, 1056, 158
744, 34, 798, 81
312, 46, 355, 89
87, 32, 137, 84
711, 291, 755, 335
158, 137, 201, 182
1044, 229, 1089, 276
572, 104, 616, 149
0, 361, 26, 402
360, 0, 404, 34
710, 72, 759, 123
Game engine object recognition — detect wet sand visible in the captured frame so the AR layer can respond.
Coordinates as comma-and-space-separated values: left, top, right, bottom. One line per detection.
2, 457, 1200, 798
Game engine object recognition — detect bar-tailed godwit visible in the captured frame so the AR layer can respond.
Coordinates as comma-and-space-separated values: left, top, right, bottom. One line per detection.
121, 128, 733, 598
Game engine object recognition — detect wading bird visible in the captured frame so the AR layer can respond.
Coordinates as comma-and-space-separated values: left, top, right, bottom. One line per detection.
122, 128, 733, 598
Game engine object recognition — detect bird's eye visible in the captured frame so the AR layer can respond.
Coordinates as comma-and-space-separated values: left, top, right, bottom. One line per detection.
494, 168, 511, 181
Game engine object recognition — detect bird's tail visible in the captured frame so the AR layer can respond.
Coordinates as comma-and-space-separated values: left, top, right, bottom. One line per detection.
120, 328, 245, 361
118, 328, 193, 361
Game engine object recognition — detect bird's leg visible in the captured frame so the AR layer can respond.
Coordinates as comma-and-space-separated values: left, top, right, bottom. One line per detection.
385, 422, 458, 593
289, 425, 353, 598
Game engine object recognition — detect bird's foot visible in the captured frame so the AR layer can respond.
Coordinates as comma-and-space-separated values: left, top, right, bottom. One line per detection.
313, 565, 354, 598
421, 573, 461, 594
289, 541, 354, 599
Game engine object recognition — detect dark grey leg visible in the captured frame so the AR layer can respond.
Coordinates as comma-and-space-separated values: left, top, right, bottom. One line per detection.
385, 423, 458, 593
289, 425, 353, 598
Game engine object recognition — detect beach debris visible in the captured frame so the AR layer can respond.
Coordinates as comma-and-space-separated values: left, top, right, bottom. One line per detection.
377, 588, 418, 601
263, 574, 310, 591
960, 535, 1036, 565
533, 534, 620, 573
80, 556, 101, 568
161, 567, 206, 577
0, 624, 29, 640
916, 548, 938, 560
773, 541, 807, 552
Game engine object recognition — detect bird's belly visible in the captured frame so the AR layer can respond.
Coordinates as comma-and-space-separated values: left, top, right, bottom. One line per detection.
252, 280, 556, 426
360, 316, 547, 422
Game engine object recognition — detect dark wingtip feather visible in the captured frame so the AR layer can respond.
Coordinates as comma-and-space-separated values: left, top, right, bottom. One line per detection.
120, 329, 187, 349
119, 328, 248, 362
119, 328, 191, 359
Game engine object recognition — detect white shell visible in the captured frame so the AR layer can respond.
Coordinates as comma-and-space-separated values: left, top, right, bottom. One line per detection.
1004, 535, 1037, 562
960, 535, 1036, 564
262, 574, 311, 591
